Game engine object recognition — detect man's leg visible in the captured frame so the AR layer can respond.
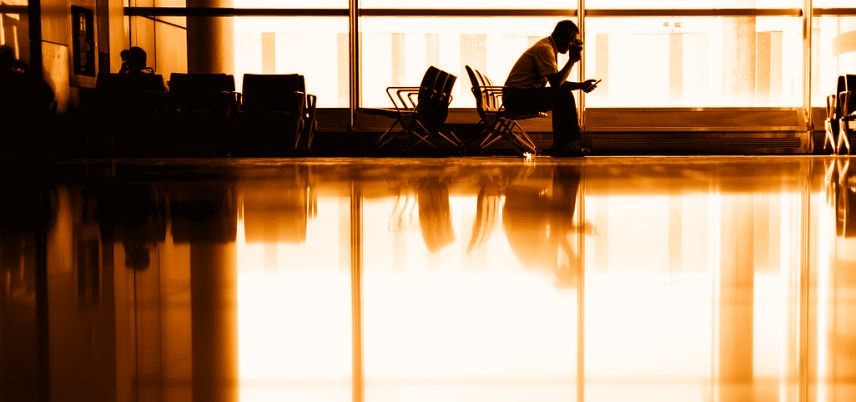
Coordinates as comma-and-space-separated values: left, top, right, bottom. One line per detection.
549, 87, 580, 150
505, 87, 583, 156
504, 87, 551, 113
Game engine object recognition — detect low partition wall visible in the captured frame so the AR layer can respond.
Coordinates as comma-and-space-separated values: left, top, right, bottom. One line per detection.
348, 107, 813, 154
583, 107, 812, 154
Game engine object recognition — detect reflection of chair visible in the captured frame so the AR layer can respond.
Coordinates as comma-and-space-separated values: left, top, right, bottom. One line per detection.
370, 66, 462, 151
835, 160, 856, 237
825, 74, 856, 154
467, 181, 502, 253
242, 167, 317, 243
465, 65, 540, 155
239, 73, 317, 154
416, 177, 455, 253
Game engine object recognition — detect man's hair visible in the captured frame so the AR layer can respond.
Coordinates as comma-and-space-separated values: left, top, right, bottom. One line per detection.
552, 20, 579, 44
126, 46, 147, 70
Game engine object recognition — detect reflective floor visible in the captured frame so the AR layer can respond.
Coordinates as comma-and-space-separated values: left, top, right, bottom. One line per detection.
2, 155, 856, 402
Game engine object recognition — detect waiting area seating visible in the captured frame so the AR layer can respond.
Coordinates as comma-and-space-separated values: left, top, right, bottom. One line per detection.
239, 73, 317, 155
825, 74, 856, 155
80, 71, 318, 156
365, 65, 462, 153
465, 65, 540, 156
167, 72, 240, 121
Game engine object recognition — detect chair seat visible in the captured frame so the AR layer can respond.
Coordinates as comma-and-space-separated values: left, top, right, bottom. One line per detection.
362, 107, 411, 119
465, 65, 540, 155
504, 111, 549, 120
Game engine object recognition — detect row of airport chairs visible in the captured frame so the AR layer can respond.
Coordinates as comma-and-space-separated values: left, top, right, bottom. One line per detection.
92, 67, 545, 157
91, 72, 316, 154
365, 65, 544, 156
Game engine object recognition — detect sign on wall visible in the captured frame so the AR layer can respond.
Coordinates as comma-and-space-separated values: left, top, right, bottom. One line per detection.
71, 5, 95, 77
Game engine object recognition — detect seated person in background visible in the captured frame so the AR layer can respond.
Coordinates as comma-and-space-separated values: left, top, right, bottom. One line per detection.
503, 20, 599, 157
119, 46, 155, 75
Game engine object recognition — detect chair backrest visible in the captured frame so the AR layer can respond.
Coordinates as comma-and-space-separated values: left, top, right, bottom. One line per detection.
97, 72, 166, 94
465, 65, 497, 117
837, 74, 856, 95
168, 73, 235, 111
415, 66, 456, 130
241, 73, 306, 112
94, 72, 167, 117
836, 74, 856, 117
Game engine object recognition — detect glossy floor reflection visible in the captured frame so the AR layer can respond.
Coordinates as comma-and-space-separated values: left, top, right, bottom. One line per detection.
2, 156, 855, 402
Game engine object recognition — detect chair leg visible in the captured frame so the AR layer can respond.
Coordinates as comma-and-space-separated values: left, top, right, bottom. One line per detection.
840, 118, 853, 155
507, 120, 537, 154
478, 126, 502, 149
407, 121, 439, 149
437, 128, 462, 148
825, 119, 838, 154
376, 119, 405, 148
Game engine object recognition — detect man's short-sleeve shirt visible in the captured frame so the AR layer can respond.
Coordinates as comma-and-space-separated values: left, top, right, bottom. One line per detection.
504, 36, 558, 88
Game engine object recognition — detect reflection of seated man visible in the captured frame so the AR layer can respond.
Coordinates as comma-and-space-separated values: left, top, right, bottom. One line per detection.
503, 165, 583, 287
97, 184, 167, 270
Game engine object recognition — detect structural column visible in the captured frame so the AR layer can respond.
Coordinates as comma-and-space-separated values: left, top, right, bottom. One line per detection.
186, 0, 234, 73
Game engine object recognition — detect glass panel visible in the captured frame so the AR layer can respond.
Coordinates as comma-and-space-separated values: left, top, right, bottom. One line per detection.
586, 0, 802, 8
237, 176, 352, 402
361, 167, 581, 402
584, 16, 803, 107
0, 2, 30, 65
811, 16, 856, 106
234, 0, 347, 8
813, 1, 856, 7
361, 0, 575, 9
234, 17, 350, 107
360, 16, 575, 108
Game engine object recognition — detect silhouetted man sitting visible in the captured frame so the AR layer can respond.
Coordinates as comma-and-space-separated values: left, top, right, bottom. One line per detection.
503, 20, 599, 157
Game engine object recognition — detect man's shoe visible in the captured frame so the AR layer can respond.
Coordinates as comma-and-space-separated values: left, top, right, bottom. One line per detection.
549, 145, 585, 157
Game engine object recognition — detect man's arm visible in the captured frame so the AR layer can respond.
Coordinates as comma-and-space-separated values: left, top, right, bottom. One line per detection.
547, 47, 581, 87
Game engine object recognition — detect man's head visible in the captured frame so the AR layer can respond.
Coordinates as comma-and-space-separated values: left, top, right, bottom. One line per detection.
125, 46, 147, 72
551, 20, 581, 54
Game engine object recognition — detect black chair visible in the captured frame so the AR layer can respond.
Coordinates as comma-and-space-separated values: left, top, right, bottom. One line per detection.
368, 66, 462, 152
465, 65, 540, 155
95, 72, 167, 115
825, 74, 856, 154
239, 73, 317, 154
164, 73, 240, 155
92, 72, 168, 155
167, 72, 239, 120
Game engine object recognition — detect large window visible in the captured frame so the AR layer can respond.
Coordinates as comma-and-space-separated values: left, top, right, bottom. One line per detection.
127, 3, 856, 111
359, 17, 570, 108
584, 16, 803, 107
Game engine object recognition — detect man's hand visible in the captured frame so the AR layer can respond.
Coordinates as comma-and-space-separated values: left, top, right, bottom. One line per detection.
560, 79, 600, 92
582, 78, 600, 93
568, 47, 582, 62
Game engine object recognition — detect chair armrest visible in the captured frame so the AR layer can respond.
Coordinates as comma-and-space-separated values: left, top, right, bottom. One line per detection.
386, 86, 420, 111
